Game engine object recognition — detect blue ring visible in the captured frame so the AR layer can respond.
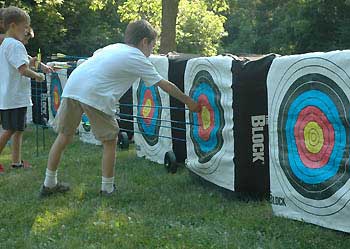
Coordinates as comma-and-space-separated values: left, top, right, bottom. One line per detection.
191, 83, 220, 152
285, 90, 346, 184
189, 70, 225, 164
136, 80, 162, 146
50, 72, 63, 117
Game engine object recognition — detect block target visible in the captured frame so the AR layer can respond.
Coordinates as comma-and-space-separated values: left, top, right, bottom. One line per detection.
268, 51, 350, 233
185, 56, 234, 190
133, 55, 172, 164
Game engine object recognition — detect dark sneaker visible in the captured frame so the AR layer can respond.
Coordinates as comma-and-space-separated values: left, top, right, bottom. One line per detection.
11, 160, 32, 169
0, 164, 4, 174
100, 184, 117, 197
39, 182, 70, 198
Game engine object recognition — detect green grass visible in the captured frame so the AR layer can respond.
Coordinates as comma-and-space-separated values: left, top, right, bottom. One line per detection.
0, 125, 349, 249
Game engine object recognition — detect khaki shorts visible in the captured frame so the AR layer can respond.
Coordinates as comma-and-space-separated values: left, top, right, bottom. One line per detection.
54, 98, 119, 141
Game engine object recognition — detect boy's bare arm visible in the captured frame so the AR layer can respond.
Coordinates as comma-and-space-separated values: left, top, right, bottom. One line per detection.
28, 55, 53, 73
156, 79, 201, 112
18, 64, 45, 82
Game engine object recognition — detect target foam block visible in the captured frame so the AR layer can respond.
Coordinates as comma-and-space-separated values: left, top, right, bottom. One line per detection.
31, 79, 49, 126
168, 53, 200, 163
133, 55, 172, 164
185, 56, 235, 190
118, 88, 134, 140
46, 62, 69, 126
268, 50, 350, 233
232, 54, 277, 196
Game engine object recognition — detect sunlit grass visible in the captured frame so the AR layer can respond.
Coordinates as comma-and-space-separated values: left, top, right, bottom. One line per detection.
31, 208, 75, 235
0, 125, 349, 248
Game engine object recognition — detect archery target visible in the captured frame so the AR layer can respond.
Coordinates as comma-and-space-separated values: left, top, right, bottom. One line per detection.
46, 62, 68, 127
268, 51, 350, 233
185, 56, 234, 190
133, 55, 172, 164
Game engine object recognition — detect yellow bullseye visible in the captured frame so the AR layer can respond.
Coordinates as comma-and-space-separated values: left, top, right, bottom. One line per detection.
201, 106, 211, 130
142, 99, 152, 118
304, 121, 324, 154
54, 91, 59, 105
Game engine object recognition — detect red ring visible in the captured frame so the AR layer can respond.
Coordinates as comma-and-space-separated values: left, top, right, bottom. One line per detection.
197, 94, 214, 141
141, 89, 155, 126
294, 106, 334, 168
53, 85, 60, 111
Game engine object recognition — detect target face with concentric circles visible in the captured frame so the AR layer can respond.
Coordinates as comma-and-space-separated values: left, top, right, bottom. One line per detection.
189, 70, 225, 163
136, 80, 162, 146
50, 72, 63, 117
185, 56, 234, 190
278, 73, 350, 200
269, 56, 350, 217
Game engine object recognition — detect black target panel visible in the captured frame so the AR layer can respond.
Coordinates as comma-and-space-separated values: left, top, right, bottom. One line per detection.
232, 54, 277, 197
168, 54, 200, 163
31, 79, 49, 126
119, 88, 133, 139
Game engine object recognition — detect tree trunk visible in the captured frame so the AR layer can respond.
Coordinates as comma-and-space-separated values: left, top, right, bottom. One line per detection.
159, 0, 179, 54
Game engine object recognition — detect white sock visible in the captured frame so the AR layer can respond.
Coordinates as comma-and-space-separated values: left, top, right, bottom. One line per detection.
44, 168, 57, 188
101, 176, 115, 193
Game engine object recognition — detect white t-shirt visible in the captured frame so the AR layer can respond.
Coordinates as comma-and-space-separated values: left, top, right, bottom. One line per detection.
0, 37, 31, 109
62, 43, 163, 116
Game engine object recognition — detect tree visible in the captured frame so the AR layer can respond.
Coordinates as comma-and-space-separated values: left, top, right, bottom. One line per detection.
159, 0, 179, 53
222, 0, 350, 55
118, 0, 227, 55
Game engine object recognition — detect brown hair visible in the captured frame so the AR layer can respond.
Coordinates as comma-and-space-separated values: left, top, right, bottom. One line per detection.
0, 8, 6, 32
124, 19, 157, 46
3, 6, 30, 32
0, 8, 6, 20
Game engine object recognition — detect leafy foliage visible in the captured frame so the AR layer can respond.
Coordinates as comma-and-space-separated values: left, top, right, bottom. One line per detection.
222, 0, 350, 55
118, 0, 228, 55
1, 0, 125, 59
1, 0, 350, 57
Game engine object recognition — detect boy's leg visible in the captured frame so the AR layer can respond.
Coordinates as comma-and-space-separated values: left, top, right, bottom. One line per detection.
1, 108, 27, 168
81, 103, 119, 194
102, 138, 117, 178
0, 108, 25, 166
11, 131, 23, 165
47, 132, 74, 171
0, 129, 14, 154
101, 138, 117, 194
40, 98, 82, 196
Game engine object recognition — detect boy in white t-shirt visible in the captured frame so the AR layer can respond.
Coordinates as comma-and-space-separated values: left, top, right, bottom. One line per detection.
39, 19, 201, 197
0, 6, 45, 173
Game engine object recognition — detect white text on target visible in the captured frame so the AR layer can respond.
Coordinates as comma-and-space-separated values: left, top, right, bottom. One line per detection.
251, 115, 267, 163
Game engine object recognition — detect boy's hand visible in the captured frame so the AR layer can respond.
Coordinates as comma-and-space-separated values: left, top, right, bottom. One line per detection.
40, 63, 54, 74
35, 73, 45, 82
187, 99, 202, 113
29, 57, 37, 68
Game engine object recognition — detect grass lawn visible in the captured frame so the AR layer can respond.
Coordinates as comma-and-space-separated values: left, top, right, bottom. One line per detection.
0, 125, 349, 249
